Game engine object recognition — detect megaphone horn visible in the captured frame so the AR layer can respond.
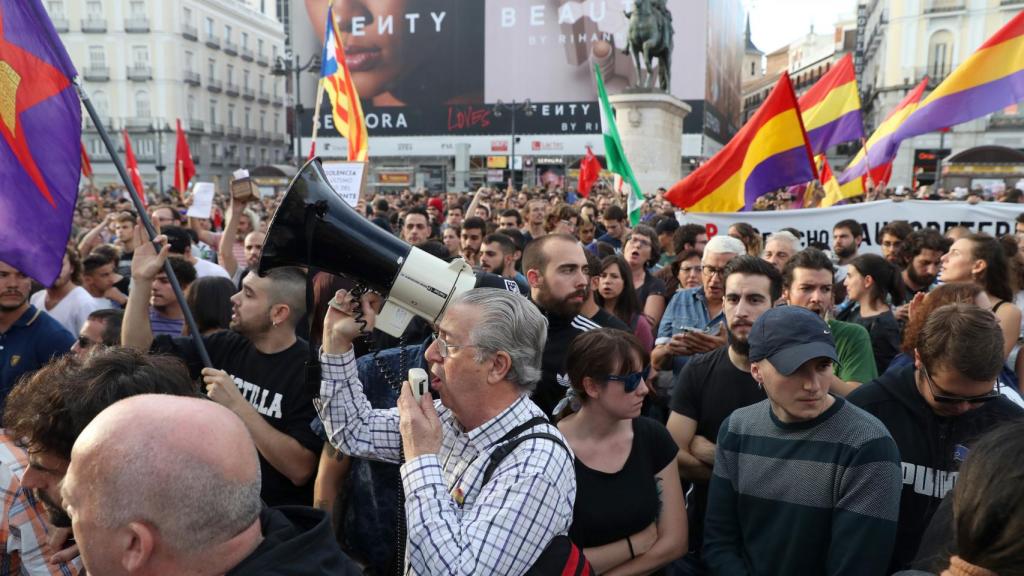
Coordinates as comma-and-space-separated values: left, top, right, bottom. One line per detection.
259, 157, 475, 337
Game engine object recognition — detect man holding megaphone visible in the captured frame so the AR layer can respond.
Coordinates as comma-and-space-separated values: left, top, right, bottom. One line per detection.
316, 287, 577, 576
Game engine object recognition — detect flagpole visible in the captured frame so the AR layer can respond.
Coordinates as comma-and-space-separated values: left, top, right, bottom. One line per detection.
308, 78, 326, 159
75, 79, 212, 369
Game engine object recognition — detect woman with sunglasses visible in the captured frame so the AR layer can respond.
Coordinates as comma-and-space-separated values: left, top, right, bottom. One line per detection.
555, 329, 687, 575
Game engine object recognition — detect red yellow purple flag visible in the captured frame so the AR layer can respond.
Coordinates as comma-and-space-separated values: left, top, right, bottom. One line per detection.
799, 54, 865, 155
0, 0, 81, 285
666, 72, 817, 212
817, 155, 865, 207
839, 78, 928, 184
895, 11, 1024, 144
320, 4, 368, 162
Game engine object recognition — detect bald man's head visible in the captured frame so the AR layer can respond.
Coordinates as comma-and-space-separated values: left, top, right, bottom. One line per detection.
64, 396, 262, 575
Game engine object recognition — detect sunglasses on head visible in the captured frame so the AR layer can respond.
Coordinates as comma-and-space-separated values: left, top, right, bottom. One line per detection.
602, 366, 650, 393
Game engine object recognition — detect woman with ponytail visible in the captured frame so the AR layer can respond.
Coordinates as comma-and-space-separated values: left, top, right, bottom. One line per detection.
840, 253, 904, 373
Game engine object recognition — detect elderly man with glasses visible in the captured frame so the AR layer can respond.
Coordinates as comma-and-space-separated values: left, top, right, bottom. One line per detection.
652, 235, 746, 376
316, 288, 576, 576
848, 303, 1024, 573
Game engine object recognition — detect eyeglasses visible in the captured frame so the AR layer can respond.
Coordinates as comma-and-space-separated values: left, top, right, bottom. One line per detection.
432, 333, 476, 359
919, 361, 1001, 404
602, 366, 650, 393
702, 265, 727, 278
77, 336, 96, 349
680, 265, 702, 274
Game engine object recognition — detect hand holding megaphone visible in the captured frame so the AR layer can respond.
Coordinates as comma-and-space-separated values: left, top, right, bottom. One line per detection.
323, 289, 381, 354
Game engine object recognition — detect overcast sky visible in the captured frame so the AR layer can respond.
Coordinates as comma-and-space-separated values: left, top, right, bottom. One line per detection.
743, 0, 857, 54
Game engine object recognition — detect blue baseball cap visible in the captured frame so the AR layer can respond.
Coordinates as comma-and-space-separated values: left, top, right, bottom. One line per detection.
749, 306, 839, 375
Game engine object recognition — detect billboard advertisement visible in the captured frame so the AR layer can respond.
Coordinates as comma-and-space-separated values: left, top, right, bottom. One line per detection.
293, 0, 742, 142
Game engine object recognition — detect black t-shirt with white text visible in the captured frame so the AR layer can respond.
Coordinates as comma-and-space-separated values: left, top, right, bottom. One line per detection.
153, 331, 323, 507
669, 346, 765, 549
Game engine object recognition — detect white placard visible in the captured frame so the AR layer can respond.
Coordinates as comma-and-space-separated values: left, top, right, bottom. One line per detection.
680, 200, 1024, 253
233, 168, 249, 179
321, 161, 366, 207
186, 182, 215, 219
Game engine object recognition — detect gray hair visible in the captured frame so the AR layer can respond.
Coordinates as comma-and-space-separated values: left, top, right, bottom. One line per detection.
452, 288, 548, 392
93, 435, 262, 555
704, 235, 745, 257
764, 231, 800, 253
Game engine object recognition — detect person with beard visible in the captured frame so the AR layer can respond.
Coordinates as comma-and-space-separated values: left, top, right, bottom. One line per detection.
880, 220, 913, 267
652, 236, 744, 376
704, 306, 901, 576
782, 248, 878, 396
479, 233, 529, 295
664, 256, 781, 572
0, 261, 74, 414
3, 347, 197, 573
460, 217, 487, 268
831, 218, 863, 304
29, 247, 102, 336
524, 234, 617, 416
894, 229, 947, 323
121, 226, 321, 508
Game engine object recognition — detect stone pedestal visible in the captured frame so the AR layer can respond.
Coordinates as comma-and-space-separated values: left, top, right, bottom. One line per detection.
608, 92, 690, 196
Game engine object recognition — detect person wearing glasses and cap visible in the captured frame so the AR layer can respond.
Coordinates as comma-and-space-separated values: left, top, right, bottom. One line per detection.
704, 305, 902, 576
848, 303, 1024, 573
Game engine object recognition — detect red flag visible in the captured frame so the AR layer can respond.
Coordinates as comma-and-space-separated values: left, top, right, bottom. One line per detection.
122, 130, 147, 208
174, 119, 196, 196
80, 141, 93, 179
578, 146, 599, 198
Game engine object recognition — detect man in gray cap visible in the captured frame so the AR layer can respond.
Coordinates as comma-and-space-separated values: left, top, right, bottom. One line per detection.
703, 306, 902, 576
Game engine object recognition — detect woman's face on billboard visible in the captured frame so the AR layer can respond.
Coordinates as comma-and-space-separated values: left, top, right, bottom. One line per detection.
306, 0, 424, 104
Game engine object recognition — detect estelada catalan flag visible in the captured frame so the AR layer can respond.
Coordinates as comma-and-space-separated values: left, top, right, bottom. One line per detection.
894, 11, 1024, 144
321, 3, 368, 162
0, 0, 81, 286
839, 78, 928, 183
818, 155, 864, 207
799, 54, 864, 155
666, 72, 817, 212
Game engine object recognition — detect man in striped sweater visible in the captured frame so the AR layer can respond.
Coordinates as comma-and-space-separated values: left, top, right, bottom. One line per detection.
704, 306, 902, 575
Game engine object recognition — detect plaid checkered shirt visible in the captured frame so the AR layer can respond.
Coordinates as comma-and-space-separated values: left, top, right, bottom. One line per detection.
0, 433, 79, 575
316, 349, 576, 576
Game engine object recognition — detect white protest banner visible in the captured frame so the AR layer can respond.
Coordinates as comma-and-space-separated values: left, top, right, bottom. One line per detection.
186, 182, 215, 219
680, 200, 1024, 253
321, 161, 366, 208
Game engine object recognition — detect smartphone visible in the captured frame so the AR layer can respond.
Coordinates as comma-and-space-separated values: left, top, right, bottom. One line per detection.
408, 368, 429, 401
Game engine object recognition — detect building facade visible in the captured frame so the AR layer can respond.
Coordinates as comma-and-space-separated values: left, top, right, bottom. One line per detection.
857, 0, 1024, 188
53, 0, 289, 194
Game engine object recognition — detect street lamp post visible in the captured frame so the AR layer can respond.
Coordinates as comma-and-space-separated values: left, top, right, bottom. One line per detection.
154, 120, 167, 194
493, 99, 534, 189
272, 52, 320, 164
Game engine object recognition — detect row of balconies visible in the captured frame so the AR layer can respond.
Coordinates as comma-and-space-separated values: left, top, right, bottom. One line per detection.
81, 118, 288, 144
180, 27, 271, 68
55, 17, 149, 33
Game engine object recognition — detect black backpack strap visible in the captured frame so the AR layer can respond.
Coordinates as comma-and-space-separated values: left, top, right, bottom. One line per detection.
494, 416, 551, 444
483, 431, 572, 485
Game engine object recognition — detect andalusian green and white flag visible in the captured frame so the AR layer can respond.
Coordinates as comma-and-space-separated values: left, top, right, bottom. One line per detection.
594, 63, 645, 225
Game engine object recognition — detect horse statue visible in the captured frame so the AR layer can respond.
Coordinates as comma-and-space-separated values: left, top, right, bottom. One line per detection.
624, 0, 674, 91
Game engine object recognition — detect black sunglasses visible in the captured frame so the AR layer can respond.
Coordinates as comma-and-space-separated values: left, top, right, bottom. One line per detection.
602, 366, 650, 393
920, 362, 1001, 405
77, 336, 95, 349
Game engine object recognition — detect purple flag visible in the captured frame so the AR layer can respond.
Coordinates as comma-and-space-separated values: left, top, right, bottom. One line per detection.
0, 0, 81, 286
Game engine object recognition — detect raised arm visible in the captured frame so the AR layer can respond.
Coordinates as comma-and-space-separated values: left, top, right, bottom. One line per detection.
77, 212, 114, 256
217, 196, 245, 275
315, 289, 404, 464
121, 225, 168, 352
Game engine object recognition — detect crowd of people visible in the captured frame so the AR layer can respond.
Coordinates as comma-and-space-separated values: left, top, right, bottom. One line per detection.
0, 179, 1023, 575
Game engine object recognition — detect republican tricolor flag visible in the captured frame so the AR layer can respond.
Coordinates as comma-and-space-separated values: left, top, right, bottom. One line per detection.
666, 72, 817, 212
798, 54, 865, 155
321, 4, 368, 162
839, 78, 928, 184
